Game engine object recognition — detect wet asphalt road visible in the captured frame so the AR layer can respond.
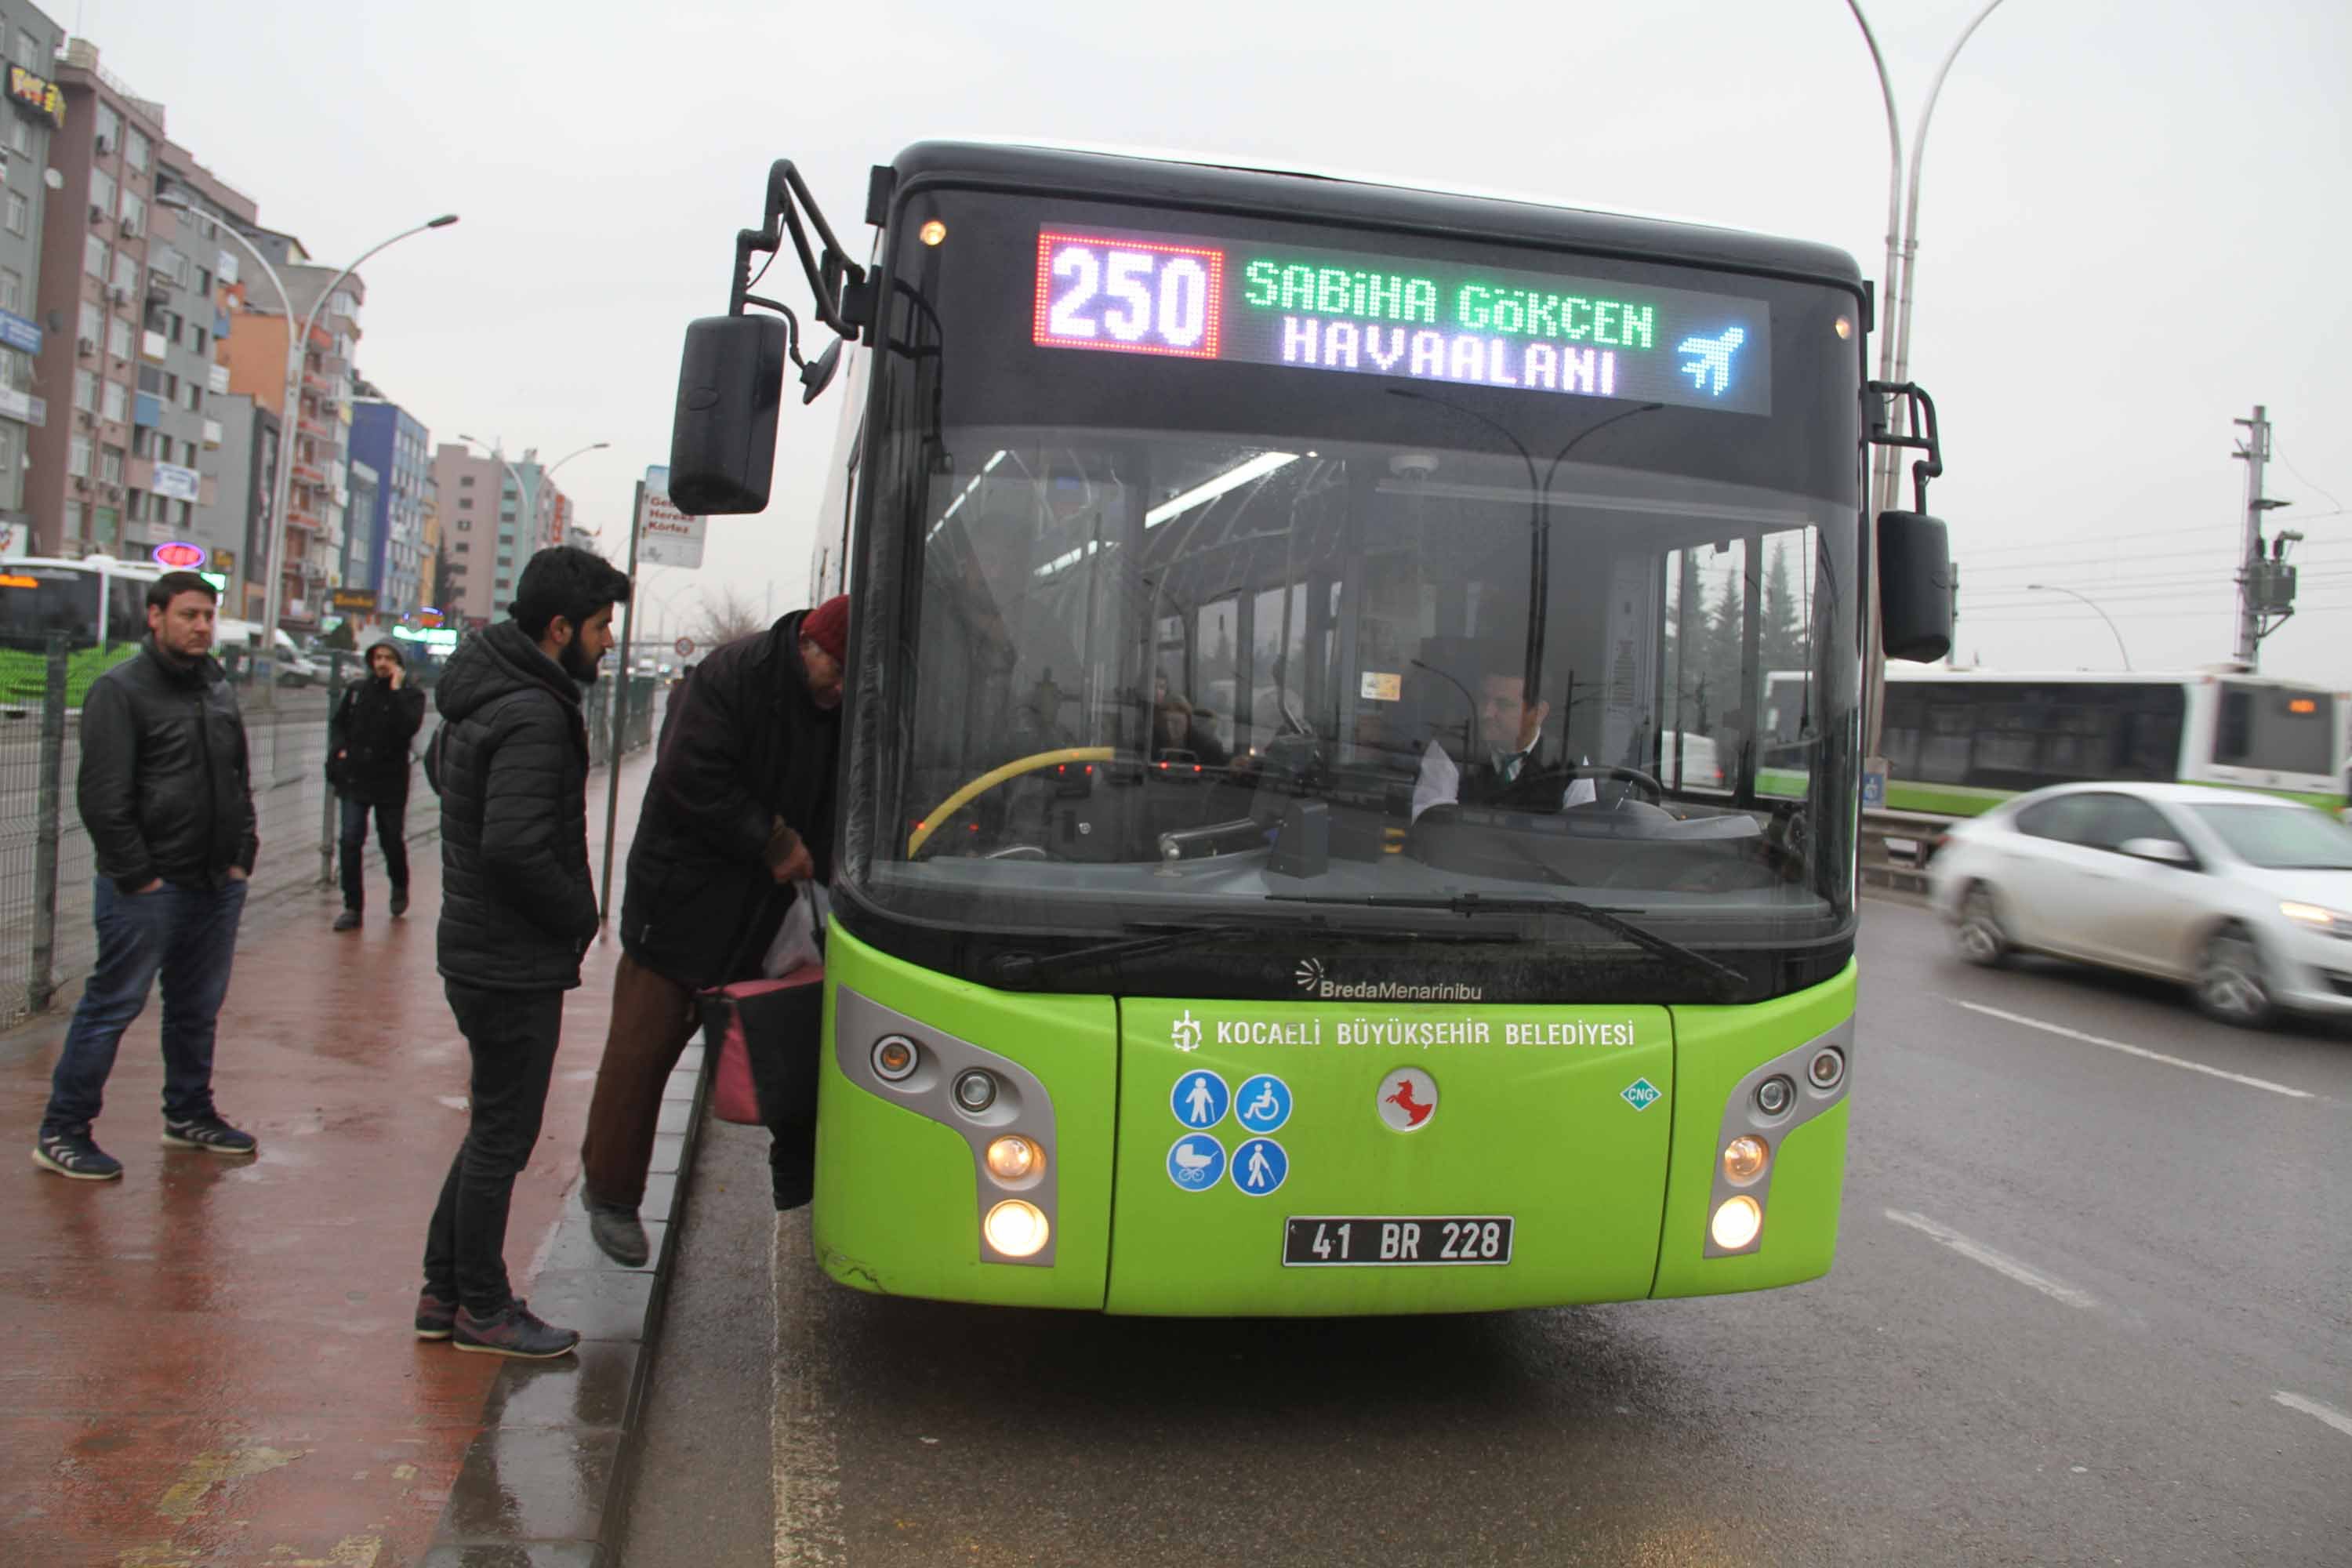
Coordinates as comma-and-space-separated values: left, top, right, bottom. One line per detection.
621, 897, 2352, 1567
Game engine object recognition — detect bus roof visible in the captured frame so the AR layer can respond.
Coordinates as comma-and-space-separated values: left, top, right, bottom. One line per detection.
1887, 664, 2339, 693
888, 140, 1867, 298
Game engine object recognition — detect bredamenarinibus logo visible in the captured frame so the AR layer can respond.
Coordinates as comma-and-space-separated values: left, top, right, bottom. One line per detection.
1294, 958, 1325, 993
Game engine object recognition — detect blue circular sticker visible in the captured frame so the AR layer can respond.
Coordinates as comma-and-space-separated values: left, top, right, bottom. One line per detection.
1170, 1069, 1230, 1130
1233, 1073, 1293, 1135
1167, 1134, 1226, 1192
1229, 1137, 1289, 1196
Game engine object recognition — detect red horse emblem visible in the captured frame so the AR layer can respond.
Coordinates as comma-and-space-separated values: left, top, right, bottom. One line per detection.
1384, 1076, 1434, 1128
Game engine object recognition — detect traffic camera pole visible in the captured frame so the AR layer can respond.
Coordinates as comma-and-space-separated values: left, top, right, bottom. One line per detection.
599, 478, 647, 925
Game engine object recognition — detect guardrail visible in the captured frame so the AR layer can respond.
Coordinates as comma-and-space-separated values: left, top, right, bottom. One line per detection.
1861, 807, 1953, 897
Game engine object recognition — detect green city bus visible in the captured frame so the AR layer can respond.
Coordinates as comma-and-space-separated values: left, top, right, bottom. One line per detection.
667, 143, 1951, 1314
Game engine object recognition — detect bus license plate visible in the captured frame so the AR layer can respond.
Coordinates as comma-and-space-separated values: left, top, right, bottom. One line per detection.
1282, 1216, 1513, 1267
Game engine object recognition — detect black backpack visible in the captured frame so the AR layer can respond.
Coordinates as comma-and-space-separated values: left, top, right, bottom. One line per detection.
419, 724, 446, 797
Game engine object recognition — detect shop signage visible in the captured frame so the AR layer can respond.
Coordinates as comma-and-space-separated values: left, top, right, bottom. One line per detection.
6, 66, 63, 127
151, 462, 201, 503
152, 540, 208, 569
0, 308, 42, 355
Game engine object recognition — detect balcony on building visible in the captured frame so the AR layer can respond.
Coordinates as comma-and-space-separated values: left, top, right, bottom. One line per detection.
140, 329, 169, 363
132, 391, 163, 428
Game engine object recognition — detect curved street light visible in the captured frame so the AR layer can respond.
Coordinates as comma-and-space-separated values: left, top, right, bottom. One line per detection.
2027, 583, 2132, 670
1844, 0, 2010, 751
154, 198, 457, 692
456, 435, 609, 555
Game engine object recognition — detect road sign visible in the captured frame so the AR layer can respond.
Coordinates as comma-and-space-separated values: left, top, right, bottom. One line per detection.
673, 637, 695, 658
638, 466, 707, 569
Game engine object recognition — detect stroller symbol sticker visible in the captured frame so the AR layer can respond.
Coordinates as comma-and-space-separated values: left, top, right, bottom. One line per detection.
1167, 1134, 1226, 1191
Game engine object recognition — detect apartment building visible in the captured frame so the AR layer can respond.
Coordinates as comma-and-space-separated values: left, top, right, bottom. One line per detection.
0, 0, 64, 541
348, 383, 429, 614
429, 443, 572, 626
190, 389, 276, 615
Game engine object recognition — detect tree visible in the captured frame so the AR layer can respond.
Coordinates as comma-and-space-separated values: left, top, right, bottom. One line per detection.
1760, 539, 1806, 676
689, 584, 770, 651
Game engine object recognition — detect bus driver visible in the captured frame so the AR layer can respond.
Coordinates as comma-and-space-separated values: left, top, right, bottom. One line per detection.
1410, 643, 1595, 820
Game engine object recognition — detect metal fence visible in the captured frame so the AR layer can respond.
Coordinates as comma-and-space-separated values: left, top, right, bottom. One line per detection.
0, 638, 660, 1031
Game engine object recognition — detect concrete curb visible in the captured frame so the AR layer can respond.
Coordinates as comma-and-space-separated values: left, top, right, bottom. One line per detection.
417, 1036, 713, 1567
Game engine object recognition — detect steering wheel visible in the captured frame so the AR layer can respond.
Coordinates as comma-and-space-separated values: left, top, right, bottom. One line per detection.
1568, 764, 1664, 807
908, 746, 1115, 856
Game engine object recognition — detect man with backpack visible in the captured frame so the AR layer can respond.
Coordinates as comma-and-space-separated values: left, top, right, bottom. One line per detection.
328, 641, 427, 931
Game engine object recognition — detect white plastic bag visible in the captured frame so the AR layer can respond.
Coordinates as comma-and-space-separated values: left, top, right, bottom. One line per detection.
761, 878, 830, 977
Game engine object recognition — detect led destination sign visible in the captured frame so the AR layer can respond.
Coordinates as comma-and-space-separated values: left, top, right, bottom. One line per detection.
1033, 227, 1770, 415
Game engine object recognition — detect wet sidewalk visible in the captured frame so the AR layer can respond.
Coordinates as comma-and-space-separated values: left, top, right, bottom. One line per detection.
0, 751, 667, 1566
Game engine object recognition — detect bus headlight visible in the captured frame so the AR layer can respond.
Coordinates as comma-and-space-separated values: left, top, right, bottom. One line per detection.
1808, 1047, 1846, 1091
872, 1035, 918, 1082
984, 1200, 1050, 1258
1711, 1195, 1762, 1251
1755, 1074, 1795, 1117
985, 1135, 1042, 1182
1721, 1135, 1769, 1185
953, 1069, 998, 1113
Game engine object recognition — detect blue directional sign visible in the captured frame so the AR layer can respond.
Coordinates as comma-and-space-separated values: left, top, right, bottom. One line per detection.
1171, 1069, 1230, 1130
1230, 1137, 1289, 1196
1167, 1134, 1226, 1191
1233, 1073, 1292, 1135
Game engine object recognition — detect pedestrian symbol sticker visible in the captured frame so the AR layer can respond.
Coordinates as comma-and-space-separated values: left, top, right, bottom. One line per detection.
1621, 1077, 1661, 1111
1167, 1134, 1226, 1191
1234, 1073, 1292, 1135
1230, 1137, 1288, 1196
1171, 1069, 1230, 1129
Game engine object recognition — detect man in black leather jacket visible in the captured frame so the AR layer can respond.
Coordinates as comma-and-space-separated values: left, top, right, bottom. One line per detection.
33, 572, 258, 1181
416, 546, 628, 1360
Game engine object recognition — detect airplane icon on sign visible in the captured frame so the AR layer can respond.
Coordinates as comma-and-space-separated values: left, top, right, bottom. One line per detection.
1675, 327, 1745, 396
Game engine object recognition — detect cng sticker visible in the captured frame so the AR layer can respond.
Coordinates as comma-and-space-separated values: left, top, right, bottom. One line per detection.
1230, 1137, 1288, 1196
1167, 1134, 1226, 1191
1621, 1077, 1662, 1111
1171, 1069, 1230, 1130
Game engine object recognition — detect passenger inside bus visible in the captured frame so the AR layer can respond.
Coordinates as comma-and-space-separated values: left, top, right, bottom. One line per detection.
1150, 673, 1229, 768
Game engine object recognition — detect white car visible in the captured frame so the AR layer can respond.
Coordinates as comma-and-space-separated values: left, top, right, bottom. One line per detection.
1926, 781, 2352, 1028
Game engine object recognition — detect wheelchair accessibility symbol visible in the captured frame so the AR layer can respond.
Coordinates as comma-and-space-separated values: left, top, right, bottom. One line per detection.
1233, 1073, 1292, 1135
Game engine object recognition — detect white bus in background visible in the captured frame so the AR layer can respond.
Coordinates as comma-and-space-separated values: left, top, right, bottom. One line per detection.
1879, 666, 2348, 815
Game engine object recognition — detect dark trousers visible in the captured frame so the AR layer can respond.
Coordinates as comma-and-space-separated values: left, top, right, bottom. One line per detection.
423, 982, 564, 1317
337, 794, 409, 911
579, 954, 700, 1212
42, 877, 248, 1137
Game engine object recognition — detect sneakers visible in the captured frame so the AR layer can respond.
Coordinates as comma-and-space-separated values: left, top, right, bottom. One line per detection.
162, 1116, 259, 1156
31, 1130, 123, 1181
390, 885, 410, 918
414, 1290, 458, 1341
333, 908, 361, 931
583, 1191, 650, 1267
452, 1298, 579, 1359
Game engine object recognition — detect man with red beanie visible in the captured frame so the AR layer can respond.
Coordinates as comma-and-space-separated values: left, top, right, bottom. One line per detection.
579, 594, 846, 1263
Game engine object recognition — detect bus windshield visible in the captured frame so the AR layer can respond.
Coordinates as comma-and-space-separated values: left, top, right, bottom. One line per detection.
843, 187, 1861, 994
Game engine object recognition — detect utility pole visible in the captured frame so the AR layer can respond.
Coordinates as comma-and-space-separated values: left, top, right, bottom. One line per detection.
2231, 405, 2296, 669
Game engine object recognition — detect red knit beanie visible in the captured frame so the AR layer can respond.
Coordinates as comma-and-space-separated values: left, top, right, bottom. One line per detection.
801, 594, 849, 662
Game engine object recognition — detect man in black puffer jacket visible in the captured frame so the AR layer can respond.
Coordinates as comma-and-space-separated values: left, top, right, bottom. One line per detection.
328, 640, 426, 931
416, 546, 629, 1361
32, 572, 258, 1182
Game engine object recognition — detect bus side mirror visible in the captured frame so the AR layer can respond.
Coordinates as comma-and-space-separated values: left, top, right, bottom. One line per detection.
668, 314, 786, 515
1878, 510, 1953, 663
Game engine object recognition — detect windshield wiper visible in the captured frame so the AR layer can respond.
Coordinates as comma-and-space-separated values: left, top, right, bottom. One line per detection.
1264, 891, 1746, 993
992, 916, 1453, 987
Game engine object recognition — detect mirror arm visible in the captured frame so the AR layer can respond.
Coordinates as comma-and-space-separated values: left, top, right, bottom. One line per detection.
728, 160, 866, 343
1867, 379, 1944, 511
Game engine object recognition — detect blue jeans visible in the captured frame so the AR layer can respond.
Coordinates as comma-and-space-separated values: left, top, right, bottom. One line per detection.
42, 877, 249, 1137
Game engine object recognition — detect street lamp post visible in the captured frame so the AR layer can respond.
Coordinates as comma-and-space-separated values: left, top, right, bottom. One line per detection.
2027, 584, 2132, 670
456, 436, 609, 560
1843, 0, 2011, 753
158, 194, 456, 692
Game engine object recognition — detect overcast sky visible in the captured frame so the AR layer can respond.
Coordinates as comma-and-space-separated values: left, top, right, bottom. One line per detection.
83, 0, 2351, 681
